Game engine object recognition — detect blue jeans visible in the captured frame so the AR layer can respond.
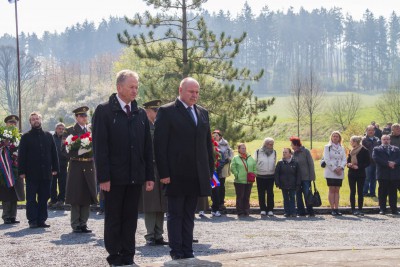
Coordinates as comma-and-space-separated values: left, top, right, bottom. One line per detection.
26, 179, 51, 225
282, 189, 296, 215
363, 165, 377, 196
296, 180, 314, 215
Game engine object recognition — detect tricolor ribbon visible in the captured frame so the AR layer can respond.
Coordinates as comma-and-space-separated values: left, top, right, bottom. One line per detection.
0, 148, 16, 188
210, 171, 220, 188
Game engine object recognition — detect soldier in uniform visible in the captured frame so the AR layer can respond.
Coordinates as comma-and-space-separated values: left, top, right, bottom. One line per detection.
139, 100, 168, 246
63, 106, 97, 233
0, 115, 25, 224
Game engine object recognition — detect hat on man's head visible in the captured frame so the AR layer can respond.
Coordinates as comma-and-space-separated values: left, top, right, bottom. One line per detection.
72, 106, 89, 116
4, 115, 19, 124
143, 100, 161, 109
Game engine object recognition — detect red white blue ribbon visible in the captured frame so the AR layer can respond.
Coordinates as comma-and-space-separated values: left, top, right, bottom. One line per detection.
0, 148, 16, 188
210, 171, 220, 188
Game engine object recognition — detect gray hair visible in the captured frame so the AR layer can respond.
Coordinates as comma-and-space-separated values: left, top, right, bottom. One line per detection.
391, 123, 400, 130
179, 77, 199, 89
262, 137, 274, 147
116, 70, 139, 86
55, 122, 65, 128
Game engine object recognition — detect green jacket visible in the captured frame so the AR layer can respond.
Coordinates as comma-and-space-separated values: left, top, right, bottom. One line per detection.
230, 154, 257, 184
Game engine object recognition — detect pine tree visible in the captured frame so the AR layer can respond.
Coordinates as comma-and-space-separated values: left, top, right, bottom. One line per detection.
117, 0, 276, 143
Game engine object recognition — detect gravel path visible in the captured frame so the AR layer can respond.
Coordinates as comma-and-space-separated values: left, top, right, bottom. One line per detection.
1, 209, 399, 266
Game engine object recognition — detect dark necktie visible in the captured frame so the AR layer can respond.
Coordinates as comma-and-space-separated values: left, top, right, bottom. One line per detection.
187, 106, 196, 125
125, 104, 131, 117
83, 127, 87, 133
386, 146, 390, 155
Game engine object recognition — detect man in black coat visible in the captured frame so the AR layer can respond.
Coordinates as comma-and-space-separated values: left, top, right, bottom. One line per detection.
362, 125, 381, 197
50, 122, 68, 207
372, 135, 400, 215
154, 77, 214, 260
18, 112, 59, 228
92, 70, 154, 266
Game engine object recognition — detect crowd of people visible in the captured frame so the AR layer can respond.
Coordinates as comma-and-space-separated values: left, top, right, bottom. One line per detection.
1, 70, 400, 266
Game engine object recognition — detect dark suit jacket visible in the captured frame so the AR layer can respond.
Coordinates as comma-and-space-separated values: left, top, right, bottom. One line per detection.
92, 93, 154, 185
372, 145, 400, 181
154, 98, 214, 197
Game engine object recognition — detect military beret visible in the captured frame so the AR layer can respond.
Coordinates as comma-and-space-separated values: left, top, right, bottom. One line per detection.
72, 106, 89, 116
143, 100, 161, 109
4, 115, 19, 123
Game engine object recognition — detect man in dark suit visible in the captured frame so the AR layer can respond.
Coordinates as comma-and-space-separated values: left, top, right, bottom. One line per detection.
154, 77, 214, 260
92, 70, 154, 266
18, 112, 59, 228
362, 125, 381, 197
372, 135, 400, 215
64, 107, 97, 233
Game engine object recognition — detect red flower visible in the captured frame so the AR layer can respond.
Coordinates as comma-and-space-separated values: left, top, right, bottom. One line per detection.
71, 135, 79, 142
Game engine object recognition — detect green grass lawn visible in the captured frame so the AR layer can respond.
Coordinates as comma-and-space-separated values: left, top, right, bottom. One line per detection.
222, 140, 400, 208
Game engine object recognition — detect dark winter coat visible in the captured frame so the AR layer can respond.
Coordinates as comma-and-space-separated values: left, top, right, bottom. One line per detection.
372, 145, 400, 181
274, 158, 301, 190
92, 93, 154, 185
362, 136, 380, 166
154, 98, 214, 197
347, 146, 370, 178
18, 127, 59, 181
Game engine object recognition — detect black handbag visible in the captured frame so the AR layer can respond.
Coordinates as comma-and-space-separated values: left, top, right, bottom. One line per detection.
320, 159, 326, 168
306, 181, 322, 207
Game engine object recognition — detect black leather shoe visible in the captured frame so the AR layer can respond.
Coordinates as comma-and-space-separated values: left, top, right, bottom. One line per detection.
155, 238, 169, 246
170, 254, 184, 260
183, 254, 195, 259
146, 238, 156, 246
38, 222, 50, 228
391, 211, 400, 215
379, 210, 386, 215
73, 227, 82, 233
4, 218, 12, 224
29, 223, 39, 228
10, 218, 20, 224
192, 239, 199, 243
80, 225, 92, 233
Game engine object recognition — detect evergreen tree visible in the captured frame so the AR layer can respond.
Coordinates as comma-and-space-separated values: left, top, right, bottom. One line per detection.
117, 0, 276, 143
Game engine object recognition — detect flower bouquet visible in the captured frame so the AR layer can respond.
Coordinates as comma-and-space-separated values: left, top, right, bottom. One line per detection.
0, 125, 20, 187
65, 132, 93, 157
211, 138, 221, 188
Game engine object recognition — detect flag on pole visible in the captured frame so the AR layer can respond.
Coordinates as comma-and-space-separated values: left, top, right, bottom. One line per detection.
210, 171, 220, 188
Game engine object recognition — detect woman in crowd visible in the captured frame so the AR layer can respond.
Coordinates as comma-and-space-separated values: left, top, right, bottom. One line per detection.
230, 143, 256, 217
275, 148, 301, 217
347, 136, 370, 216
323, 131, 347, 216
254, 137, 276, 216
212, 130, 233, 215
290, 136, 316, 217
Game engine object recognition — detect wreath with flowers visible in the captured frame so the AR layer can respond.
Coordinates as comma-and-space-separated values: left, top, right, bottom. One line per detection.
0, 125, 21, 187
64, 132, 93, 157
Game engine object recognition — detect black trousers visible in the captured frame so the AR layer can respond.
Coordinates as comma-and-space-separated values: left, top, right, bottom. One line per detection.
218, 177, 226, 207
378, 179, 399, 213
256, 177, 275, 212
234, 183, 253, 215
26, 179, 51, 225
211, 186, 220, 212
348, 175, 365, 210
167, 195, 198, 258
104, 184, 141, 265
50, 165, 67, 203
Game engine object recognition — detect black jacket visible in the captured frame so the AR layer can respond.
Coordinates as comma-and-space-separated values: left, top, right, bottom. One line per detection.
154, 98, 214, 197
92, 93, 154, 185
372, 145, 400, 181
362, 136, 380, 166
18, 127, 59, 181
347, 146, 370, 178
274, 158, 301, 190
53, 133, 68, 168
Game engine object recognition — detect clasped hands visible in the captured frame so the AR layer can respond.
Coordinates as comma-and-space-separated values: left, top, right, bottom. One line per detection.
99, 181, 154, 192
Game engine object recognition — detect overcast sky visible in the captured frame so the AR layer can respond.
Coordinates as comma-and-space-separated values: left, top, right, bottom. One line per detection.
1, 0, 399, 36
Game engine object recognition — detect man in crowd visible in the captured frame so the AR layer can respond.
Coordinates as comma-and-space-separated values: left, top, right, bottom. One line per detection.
18, 112, 59, 228
0, 115, 25, 224
49, 122, 68, 208
139, 99, 168, 246
362, 125, 381, 197
92, 70, 154, 266
390, 123, 400, 192
154, 77, 214, 260
382, 122, 393, 135
372, 135, 400, 215
63, 107, 97, 233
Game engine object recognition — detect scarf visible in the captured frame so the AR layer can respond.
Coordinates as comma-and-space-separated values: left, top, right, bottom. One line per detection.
350, 145, 363, 165
239, 153, 247, 159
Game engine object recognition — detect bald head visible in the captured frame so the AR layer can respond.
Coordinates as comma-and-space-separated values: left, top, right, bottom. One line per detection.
179, 77, 200, 107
